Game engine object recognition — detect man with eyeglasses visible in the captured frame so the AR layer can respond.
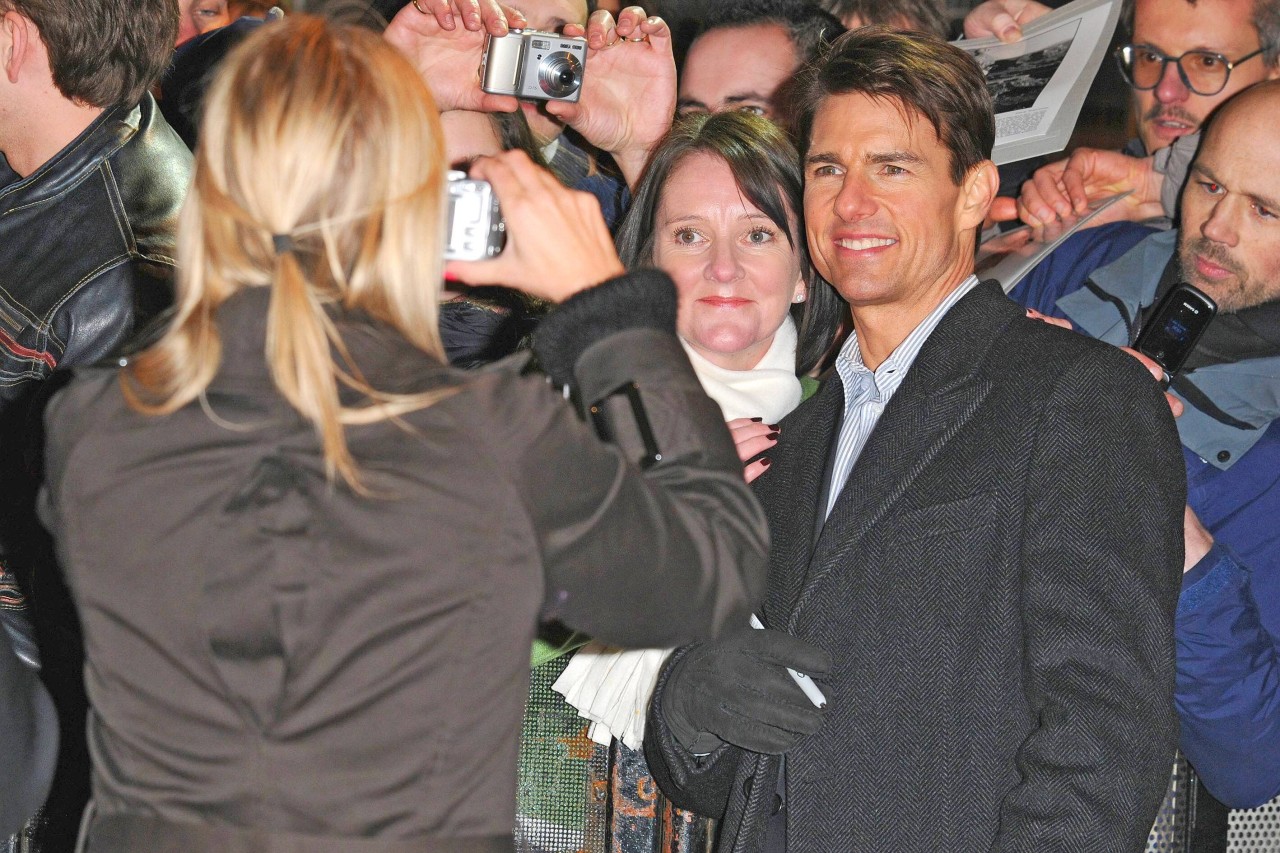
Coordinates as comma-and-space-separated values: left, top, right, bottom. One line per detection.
966, 0, 1279, 227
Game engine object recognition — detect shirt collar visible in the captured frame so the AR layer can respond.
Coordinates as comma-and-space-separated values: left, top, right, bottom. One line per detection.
835, 275, 980, 401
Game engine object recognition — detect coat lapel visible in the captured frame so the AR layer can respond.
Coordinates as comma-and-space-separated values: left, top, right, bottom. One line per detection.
755, 378, 843, 625
786, 281, 1018, 628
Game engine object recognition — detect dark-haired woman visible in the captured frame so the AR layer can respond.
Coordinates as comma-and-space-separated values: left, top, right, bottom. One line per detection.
534, 111, 840, 853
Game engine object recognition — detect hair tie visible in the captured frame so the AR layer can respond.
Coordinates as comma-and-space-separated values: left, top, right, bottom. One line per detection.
272, 233, 295, 255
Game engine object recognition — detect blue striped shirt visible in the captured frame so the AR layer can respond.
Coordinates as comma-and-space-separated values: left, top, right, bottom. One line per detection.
825, 275, 980, 519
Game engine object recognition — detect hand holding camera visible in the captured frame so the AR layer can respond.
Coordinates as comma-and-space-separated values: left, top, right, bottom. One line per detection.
481, 29, 589, 103
445, 151, 625, 303
475, 6, 674, 189
551, 7, 676, 189
384, 0, 526, 113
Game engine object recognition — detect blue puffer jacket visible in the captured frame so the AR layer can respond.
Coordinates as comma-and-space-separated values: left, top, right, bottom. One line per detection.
1012, 224, 1280, 809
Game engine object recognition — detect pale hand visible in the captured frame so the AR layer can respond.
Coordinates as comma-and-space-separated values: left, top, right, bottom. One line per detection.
445, 150, 625, 302
384, 0, 525, 113
963, 0, 1051, 41
1119, 347, 1185, 418
550, 7, 676, 188
1183, 505, 1214, 573
727, 418, 780, 484
989, 147, 1166, 231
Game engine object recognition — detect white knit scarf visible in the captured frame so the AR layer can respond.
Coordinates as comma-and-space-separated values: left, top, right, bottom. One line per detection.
681, 315, 802, 423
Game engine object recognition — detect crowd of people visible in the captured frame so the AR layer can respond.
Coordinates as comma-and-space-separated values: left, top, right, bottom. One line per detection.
0, 0, 1275, 851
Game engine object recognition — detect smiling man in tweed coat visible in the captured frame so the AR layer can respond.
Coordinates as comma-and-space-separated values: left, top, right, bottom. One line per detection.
645, 28, 1187, 853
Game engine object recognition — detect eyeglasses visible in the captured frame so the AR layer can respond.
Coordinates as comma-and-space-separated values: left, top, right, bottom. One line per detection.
1114, 43, 1269, 96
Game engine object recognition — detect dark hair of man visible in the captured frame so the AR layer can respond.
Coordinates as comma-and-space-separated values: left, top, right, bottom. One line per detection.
0, 0, 178, 108
816, 0, 950, 40
793, 27, 994, 186
1120, 0, 1280, 68
614, 111, 841, 373
683, 0, 845, 66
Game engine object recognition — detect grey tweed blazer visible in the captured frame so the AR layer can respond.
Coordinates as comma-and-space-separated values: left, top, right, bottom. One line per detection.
648, 280, 1187, 853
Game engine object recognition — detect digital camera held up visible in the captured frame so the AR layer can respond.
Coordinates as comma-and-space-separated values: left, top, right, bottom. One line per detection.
444, 171, 505, 262
480, 29, 587, 103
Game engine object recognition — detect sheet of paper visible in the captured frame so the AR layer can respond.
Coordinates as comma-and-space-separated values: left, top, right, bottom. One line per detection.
975, 191, 1132, 292
953, 0, 1121, 165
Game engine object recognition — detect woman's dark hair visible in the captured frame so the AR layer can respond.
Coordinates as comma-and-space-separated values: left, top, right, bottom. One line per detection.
795, 26, 994, 185
616, 111, 840, 374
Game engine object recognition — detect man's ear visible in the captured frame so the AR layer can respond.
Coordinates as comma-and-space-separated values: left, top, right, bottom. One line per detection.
0, 11, 32, 86
955, 159, 1000, 233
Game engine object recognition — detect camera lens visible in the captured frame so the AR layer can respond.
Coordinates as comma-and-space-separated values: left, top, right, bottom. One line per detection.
538, 51, 582, 98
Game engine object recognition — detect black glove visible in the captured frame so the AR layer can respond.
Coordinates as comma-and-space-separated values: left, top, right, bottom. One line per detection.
660, 626, 831, 755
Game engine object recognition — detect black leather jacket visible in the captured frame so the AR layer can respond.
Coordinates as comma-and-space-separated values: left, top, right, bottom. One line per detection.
0, 93, 190, 655
0, 97, 189, 852
0, 94, 191, 411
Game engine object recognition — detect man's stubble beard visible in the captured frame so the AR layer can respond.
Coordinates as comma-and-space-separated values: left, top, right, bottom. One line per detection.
1178, 233, 1276, 313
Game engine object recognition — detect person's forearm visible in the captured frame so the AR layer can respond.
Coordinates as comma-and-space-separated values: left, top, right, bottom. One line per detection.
613, 145, 655, 191
1155, 132, 1199, 221
1176, 542, 1280, 808
527, 271, 768, 648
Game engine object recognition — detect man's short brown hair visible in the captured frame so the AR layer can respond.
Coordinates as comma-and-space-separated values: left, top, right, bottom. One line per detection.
0, 0, 178, 108
794, 26, 995, 185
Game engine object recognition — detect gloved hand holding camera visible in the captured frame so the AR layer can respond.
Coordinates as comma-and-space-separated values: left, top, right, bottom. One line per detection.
660, 626, 832, 755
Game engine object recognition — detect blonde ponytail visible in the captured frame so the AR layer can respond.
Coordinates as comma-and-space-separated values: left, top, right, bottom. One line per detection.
122, 16, 451, 492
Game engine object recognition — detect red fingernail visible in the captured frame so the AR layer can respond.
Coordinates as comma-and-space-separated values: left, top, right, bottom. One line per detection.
750, 417, 763, 422
768, 424, 780, 431
760, 458, 772, 468
766, 432, 780, 441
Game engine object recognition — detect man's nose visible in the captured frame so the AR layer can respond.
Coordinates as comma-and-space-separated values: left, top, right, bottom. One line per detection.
1154, 58, 1191, 104
834, 174, 877, 222
1201, 196, 1240, 248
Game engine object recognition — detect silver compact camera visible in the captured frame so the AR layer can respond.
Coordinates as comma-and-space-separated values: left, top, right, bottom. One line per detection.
480, 29, 587, 103
445, 170, 505, 262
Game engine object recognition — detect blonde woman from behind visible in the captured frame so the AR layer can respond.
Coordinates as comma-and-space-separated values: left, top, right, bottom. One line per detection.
38, 15, 766, 853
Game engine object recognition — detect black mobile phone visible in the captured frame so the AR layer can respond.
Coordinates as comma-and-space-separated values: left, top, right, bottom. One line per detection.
1133, 282, 1217, 380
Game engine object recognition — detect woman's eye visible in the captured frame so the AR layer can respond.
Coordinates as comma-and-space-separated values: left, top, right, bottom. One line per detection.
745, 228, 775, 244
673, 229, 704, 245
737, 104, 767, 117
